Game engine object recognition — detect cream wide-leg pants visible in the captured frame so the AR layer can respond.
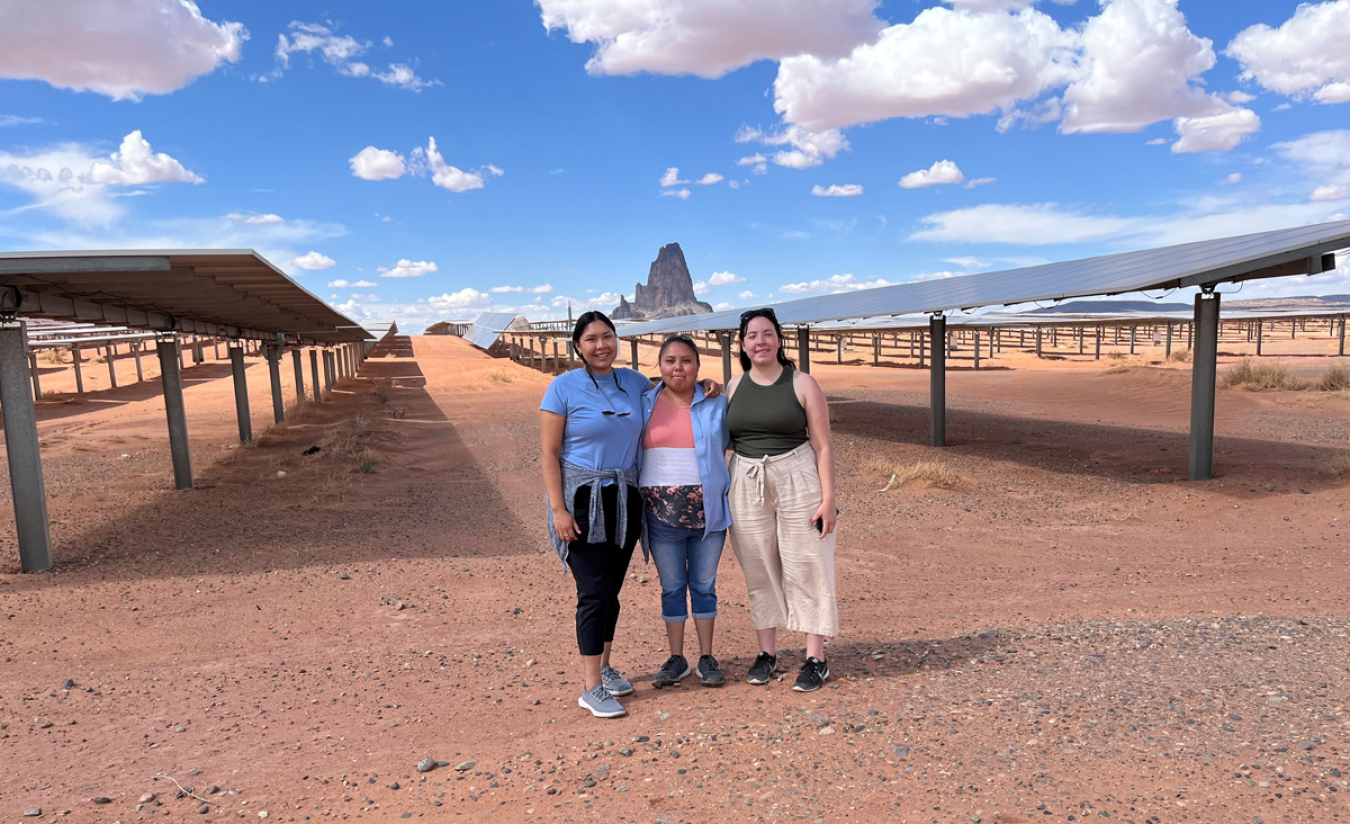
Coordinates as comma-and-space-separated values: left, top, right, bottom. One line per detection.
728, 442, 838, 637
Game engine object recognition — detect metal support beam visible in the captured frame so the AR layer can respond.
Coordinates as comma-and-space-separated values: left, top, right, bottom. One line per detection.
973, 331, 981, 370
797, 327, 811, 374
873, 332, 881, 367
1165, 323, 1173, 358
630, 338, 639, 370
132, 342, 144, 382
28, 351, 41, 398
1340, 316, 1346, 357
292, 347, 304, 403
229, 344, 252, 445
157, 337, 193, 491
71, 347, 84, 393
929, 315, 946, 448
1, 321, 53, 571
106, 348, 117, 388
266, 344, 285, 423
1189, 291, 1221, 481
1256, 321, 1263, 356
1035, 328, 1043, 358
719, 332, 732, 386
310, 348, 321, 402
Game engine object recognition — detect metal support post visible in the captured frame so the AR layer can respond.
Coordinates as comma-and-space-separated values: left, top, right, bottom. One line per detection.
1340, 316, 1346, 357
310, 348, 321, 402
1, 321, 53, 571
797, 328, 811, 374
157, 336, 193, 491
973, 331, 981, 370
1035, 328, 1043, 358
72, 347, 84, 393
266, 344, 285, 423
229, 343, 252, 445
1189, 290, 1221, 481
719, 332, 732, 386
929, 315, 946, 447
133, 342, 144, 381
292, 347, 304, 403
177, 338, 185, 371
106, 348, 117, 388
1095, 327, 1102, 360
1129, 325, 1137, 355
1165, 323, 1173, 358
630, 338, 639, 369
919, 331, 926, 369
872, 332, 880, 367
1256, 322, 1263, 356
28, 351, 41, 398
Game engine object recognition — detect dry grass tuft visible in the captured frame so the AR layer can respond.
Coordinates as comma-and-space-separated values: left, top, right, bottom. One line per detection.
322, 412, 378, 464
868, 459, 964, 491
38, 349, 64, 365
1329, 452, 1350, 480
1317, 365, 1350, 392
1167, 348, 1192, 363
489, 369, 516, 385
1218, 358, 1306, 391
286, 398, 319, 423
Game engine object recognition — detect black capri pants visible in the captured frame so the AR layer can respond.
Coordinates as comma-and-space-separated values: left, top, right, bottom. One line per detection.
567, 483, 643, 656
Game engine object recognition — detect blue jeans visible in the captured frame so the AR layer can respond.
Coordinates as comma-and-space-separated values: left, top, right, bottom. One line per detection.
647, 518, 726, 623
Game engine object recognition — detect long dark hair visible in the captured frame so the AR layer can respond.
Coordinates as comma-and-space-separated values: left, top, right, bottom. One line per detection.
737, 307, 795, 372
572, 311, 628, 395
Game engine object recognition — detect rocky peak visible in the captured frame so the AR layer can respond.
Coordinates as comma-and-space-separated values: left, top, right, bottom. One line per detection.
613, 242, 713, 321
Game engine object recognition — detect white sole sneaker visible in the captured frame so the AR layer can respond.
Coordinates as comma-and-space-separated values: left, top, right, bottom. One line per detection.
578, 693, 627, 718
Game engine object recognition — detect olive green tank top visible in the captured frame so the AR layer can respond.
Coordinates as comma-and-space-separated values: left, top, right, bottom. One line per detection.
727, 364, 809, 458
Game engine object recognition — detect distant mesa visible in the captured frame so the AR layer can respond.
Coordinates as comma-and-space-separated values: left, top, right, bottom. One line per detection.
613, 243, 713, 321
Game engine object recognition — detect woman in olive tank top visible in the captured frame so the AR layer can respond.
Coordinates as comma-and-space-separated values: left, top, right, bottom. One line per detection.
725, 308, 838, 693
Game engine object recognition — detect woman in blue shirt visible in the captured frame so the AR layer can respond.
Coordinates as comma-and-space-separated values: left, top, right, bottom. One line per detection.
541, 312, 651, 718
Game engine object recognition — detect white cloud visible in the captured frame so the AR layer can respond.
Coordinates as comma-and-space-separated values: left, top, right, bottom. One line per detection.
491, 284, 556, 294
737, 153, 768, 170
773, 5, 1076, 132
768, 0, 1254, 154
1220, 173, 1242, 185
410, 137, 501, 192
329, 279, 377, 288
428, 288, 492, 312
911, 203, 1142, 244
0, 131, 201, 224
660, 167, 685, 187
328, 279, 352, 287
349, 146, 406, 180
1311, 185, 1350, 202
0, 0, 245, 100
1, 115, 45, 127
709, 271, 745, 286
965, 177, 996, 188
293, 251, 336, 270
1224, 90, 1256, 104
738, 290, 756, 299
1145, 137, 1169, 145
899, 160, 964, 189
1171, 106, 1260, 153
693, 281, 711, 295
780, 273, 892, 295
737, 125, 849, 169
273, 22, 436, 90
379, 259, 438, 278
909, 199, 1349, 248
226, 212, 284, 224
85, 131, 203, 185
697, 172, 724, 185
660, 188, 691, 200
1060, 0, 1225, 134
811, 183, 863, 197
1227, 1, 1350, 104
537, 0, 883, 79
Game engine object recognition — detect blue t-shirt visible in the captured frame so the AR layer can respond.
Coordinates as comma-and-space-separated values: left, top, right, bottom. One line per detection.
541, 367, 650, 473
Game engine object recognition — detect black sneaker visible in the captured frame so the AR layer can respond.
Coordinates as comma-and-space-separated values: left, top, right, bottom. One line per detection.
697, 654, 724, 687
793, 657, 830, 692
745, 651, 778, 685
652, 654, 691, 688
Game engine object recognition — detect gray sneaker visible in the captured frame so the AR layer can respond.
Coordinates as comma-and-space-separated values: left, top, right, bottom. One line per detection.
600, 665, 633, 696
652, 654, 692, 688
579, 684, 627, 718
697, 654, 724, 687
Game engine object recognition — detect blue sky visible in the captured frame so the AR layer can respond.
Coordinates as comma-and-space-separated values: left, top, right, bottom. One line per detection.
2, 0, 1349, 331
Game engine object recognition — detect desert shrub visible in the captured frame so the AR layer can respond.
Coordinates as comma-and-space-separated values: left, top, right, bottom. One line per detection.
358, 450, 379, 474
323, 412, 377, 463
489, 370, 515, 385
1218, 358, 1306, 391
1329, 452, 1350, 479
1318, 365, 1350, 391
869, 460, 964, 491
1167, 349, 1192, 363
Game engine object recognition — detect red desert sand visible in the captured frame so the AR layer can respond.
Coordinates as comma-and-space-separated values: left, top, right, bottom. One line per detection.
2, 333, 1349, 823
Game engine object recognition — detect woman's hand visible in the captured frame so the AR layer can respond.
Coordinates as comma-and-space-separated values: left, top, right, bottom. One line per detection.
700, 378, 723, 398
553, 508, 580, 543
811, 501, 837, 538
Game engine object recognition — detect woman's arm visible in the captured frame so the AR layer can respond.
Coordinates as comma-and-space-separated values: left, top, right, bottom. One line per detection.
540, 410, 579, 541
796, 372, 837, 538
